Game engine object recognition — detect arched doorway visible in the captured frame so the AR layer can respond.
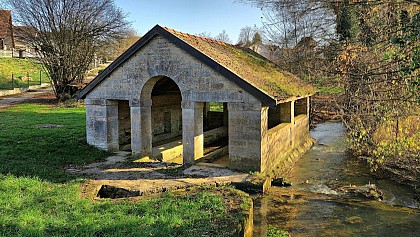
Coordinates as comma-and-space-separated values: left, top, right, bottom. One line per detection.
150, 77, 182, 144
139, 76, 184, 162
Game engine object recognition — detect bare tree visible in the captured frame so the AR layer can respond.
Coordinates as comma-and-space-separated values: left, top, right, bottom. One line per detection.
97, 28, 140, 62
5, 0, 129, 99
197, 32, 212, 38
239, 0, 336, 47
214, 30, 232, 43
240, 0, 420, 186
237, 26, 253, 46
237, 25, 263, 47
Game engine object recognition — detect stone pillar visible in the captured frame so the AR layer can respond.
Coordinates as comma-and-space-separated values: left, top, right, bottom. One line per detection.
85, 98, 119, 151
203, 102, 210, 130
223, 102, 228, 126
228, 102, 263, 171
140, 99, 153, 157
106, 100, 120, 151
182, 101, 204, 165
306, 96, 311, 121
130, 99, 141, 155
290, 101, 295, 147
86, 98, 108, 150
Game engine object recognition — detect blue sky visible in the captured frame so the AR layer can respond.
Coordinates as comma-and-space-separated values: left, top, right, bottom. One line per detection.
114, 0, 263, 43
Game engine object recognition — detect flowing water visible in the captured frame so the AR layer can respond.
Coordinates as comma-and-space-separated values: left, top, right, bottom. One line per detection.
254, 122, 420, 237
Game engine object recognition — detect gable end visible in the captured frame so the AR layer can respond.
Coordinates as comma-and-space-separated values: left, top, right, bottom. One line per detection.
76, 25, 277, 107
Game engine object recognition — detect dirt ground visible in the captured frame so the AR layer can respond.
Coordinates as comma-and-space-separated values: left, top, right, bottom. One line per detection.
0, 88, 56, 110
67, 152, 249, 199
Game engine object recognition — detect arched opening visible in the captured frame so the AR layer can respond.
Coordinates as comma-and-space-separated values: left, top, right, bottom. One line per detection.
138, 76, 229, 166
138, 76, 184, 163
151, 77, 182, 145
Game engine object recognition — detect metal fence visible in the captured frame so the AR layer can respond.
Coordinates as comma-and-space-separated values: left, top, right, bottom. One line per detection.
0, 70, 48, 91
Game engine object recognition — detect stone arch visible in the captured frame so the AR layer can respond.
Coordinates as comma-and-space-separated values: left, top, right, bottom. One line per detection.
140, 75, 184, 103
133, 75, 186, 162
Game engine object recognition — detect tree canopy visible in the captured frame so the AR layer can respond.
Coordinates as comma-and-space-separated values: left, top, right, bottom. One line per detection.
241, 0, 420, 186
5, 0, 130, 98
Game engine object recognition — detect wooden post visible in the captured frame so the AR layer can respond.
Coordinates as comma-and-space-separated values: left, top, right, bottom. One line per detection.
27, 72, 29, 87
11, 72, 14, 88
39, 70, 42, 85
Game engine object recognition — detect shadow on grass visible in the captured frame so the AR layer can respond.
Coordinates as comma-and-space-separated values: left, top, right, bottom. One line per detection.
0, 174, 237, 237
0, 103, 109, 183
0, 104, 246, 237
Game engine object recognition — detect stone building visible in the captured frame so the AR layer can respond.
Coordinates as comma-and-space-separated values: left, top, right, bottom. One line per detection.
77, 25, 317, 173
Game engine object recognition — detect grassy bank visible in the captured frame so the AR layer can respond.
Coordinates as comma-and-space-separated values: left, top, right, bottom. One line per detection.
0, 103, 247, 236
0, 58, 50, 90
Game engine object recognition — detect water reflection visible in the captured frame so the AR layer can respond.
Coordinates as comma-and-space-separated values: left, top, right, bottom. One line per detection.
254, 122, 420, 236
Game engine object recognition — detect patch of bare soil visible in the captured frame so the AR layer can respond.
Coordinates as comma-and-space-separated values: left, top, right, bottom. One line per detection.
30, 91, 57, 105
73, 152, 249, 200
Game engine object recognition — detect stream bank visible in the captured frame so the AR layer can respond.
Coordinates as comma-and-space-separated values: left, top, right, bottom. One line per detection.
253, 122, 420, 236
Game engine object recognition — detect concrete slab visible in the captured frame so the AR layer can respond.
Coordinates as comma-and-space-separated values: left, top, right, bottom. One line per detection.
70, 151, 250, 198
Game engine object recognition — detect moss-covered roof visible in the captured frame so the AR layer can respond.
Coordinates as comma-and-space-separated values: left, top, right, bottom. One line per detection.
163, 27, 316, 101
77, 25, 316, 104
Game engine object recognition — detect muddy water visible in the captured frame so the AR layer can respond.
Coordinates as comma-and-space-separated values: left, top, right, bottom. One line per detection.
254, 122, 420, 237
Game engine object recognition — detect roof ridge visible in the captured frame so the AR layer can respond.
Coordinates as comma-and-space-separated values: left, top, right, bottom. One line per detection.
161, 26, 240, 48
77, 24, 317, 103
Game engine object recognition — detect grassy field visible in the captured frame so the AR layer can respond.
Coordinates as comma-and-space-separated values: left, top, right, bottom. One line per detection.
0, 103, 246, 236
0, 58, 50, 90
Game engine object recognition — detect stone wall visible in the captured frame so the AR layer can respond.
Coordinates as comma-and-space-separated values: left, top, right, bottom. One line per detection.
206, 111, 224, 130
84, 35, 312, 173
151, 94, 182, 144
85, 99, 119, 151
85, 36, 260, 105
228, 102, 264, 171
85, 35, 260, 162
118, 100, 131, 148
261, 113, 310, 173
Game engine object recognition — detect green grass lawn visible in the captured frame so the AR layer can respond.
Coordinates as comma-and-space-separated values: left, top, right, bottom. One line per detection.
0, 58, 50, 90
0, 103, 246, 236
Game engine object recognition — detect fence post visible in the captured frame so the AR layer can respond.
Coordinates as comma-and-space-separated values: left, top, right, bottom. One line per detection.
39, 70, 42, 85
11, 72, 14, 88
27, 72, 29, 87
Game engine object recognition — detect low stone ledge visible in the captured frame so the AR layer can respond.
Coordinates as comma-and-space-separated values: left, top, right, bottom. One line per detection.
90, 183, 254, 237
237, 136, 315, 195
0, 83, 50, 97
232, 174, 271, 195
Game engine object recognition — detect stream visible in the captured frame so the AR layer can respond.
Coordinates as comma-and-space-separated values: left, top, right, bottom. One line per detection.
254, 122, 420, 236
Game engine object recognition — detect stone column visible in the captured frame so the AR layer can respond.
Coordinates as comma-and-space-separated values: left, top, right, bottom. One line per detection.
291, 101, 295, 124
182, 101, 204, 165
85, 98, 119, 151
130, 99, 141, 156
228, 102, 263, 171
223, 102, 228, 126
203, 102, 210, 130
140, 99, 153, 157
106, 100, 120, 151
85, 98, 108, 150
306, 96, 311, 122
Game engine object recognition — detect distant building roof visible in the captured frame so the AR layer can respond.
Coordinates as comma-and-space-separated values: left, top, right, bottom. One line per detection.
0, 10, 12, 39
78, 25, 317, 104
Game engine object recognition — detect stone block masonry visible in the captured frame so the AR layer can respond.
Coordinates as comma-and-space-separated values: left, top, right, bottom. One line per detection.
82, 32, 314, 174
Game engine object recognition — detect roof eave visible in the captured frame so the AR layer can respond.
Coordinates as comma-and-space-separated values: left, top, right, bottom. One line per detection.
76, 25, 278, 107
275, 92, 317, 104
